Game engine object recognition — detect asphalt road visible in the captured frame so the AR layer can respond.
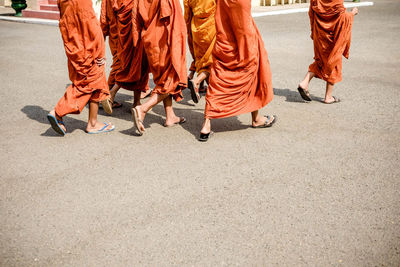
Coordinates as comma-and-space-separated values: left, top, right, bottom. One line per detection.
0, 0, 399, 266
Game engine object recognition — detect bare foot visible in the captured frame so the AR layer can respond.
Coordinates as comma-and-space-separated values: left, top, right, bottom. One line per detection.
134, 106, 146, 132
252, 115, 275, 127
49, 109, 66, 132
86, 121, 114, 133
164, 116, 186, 127
200, 119, 211, 134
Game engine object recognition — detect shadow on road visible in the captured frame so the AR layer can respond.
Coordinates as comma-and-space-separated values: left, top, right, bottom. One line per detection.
21, 105, 87, 137
273, 88, 323, 103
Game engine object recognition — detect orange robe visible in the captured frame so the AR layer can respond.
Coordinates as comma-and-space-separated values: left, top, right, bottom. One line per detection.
204, 0, 273, 119
100, 0, 120, 88
308, 0, 354, 84
55, 0, 109, 118
113, 0, 149, 91
184, 0, 216, 75
133, 0, 187, 101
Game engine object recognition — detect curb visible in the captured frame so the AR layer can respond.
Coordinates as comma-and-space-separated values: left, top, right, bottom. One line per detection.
0, 1, 374, 26
252, 1, 373, 17
0, 15, 58, 26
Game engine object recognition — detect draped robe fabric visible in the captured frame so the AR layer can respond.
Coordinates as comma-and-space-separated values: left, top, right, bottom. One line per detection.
184, 0, 216, 75
204, 0, 273, 119
308, 0, 354, 84
113, 0, 149, 91
100, 0, 120, 88
133, 0, 187, 101
55, 0, 109, 117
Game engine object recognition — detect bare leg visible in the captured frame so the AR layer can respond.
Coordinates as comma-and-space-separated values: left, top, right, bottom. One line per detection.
134, 93, 169, 131
49, 109, 66, 132
299, 71, 315, 91
86, 101, 114, 132
251, 110, 275, 127
324, 82, 335, 103
200, 118, 211, 134
133, 90, 142, 108
109, 84, 120, 103
163, 95, 183, 126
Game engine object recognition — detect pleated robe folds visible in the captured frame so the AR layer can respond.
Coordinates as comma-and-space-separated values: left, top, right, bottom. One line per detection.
133, 0, 187, 101
100, 0, 120, 88
204, 0, 273, 119
308, 0, 354, 84
114, 0, 149, 91
184, 0, 216, 75
55, 0, 109, 117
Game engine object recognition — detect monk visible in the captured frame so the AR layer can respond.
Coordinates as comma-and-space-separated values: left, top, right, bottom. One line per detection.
199, 0, 276, 142
184, 0, 216, 103
131, 0, 188, 135
297, 0, 358, 104
112, 0, 150, 109
100, 0, 123, 108
47, 0, 114, 136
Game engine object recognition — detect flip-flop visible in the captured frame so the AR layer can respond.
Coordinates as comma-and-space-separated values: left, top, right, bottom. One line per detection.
100, 98, 113, 114
86, 123, 115, 134
131, 107, 145, 136
297, 86, 312, 101
188, 79, 200, 103
47, 113, 66, 136
323, 96, 341, 104
198, 131, 214, 142
252, 115, 277, 128
164, 117, 186, 127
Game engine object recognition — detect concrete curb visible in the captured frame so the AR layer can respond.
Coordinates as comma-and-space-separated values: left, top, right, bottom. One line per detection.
0, 1, 374, 26
252, 1, 374, 17
0, 15, 58, 26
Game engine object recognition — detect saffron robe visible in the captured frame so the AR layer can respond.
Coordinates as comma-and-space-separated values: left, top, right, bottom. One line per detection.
308, 0, 354, 84
100, 0, 120, 88
184, 0, 216, 75
133, 0, 187, 101
55, 0, 109, 117
204, 0, 273, 119
114, 0, 149, 91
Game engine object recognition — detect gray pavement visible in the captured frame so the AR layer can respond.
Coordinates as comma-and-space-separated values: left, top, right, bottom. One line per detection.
0, 0, 399, 266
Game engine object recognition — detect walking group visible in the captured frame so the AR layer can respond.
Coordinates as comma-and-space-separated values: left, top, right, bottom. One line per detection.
46, 0, 358, 141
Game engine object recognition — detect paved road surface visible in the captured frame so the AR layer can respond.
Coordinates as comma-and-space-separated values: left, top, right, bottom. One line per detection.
0, 0, 399, 265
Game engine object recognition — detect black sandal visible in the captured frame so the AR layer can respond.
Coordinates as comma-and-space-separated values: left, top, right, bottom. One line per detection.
297, 86, 312, 101
188, 80, 200, 103
198, 131, 214, 142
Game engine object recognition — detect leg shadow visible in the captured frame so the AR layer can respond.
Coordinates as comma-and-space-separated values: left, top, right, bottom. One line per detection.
21, 105, 87, 137
273, 88, 324, 103
151, 104, 248, 139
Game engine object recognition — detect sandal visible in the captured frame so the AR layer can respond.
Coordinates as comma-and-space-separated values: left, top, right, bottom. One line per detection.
131, 107, 145, 136
188, 79, 200, 103
323, 96, 340, 104
252, 115, 277, 128
47, 113, 66, 136
86, 123, 115, 134
297, 86, 312, 101
198, 131, 214, 142
100, 98, 113, 114
164, 117, 186, 127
